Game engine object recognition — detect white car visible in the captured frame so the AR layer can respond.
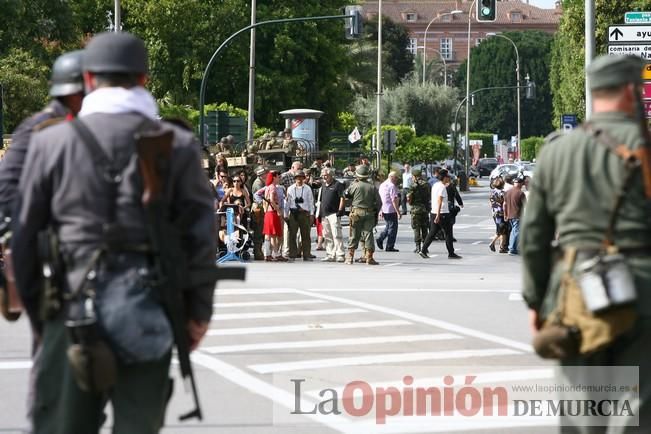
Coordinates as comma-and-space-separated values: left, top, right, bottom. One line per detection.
489, 164, 520, 181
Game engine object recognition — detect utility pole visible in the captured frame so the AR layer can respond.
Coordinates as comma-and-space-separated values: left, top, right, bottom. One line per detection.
585, 0, 595, 119
375, 0, 383, 170
114, 0, 121, 32
246, 0, 257, 142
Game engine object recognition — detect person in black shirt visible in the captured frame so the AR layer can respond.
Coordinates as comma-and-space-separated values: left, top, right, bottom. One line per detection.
316, 167, 346, 262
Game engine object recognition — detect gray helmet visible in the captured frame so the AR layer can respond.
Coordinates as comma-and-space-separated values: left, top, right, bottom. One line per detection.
83, 32, 148, 74
49, 50, 84, 97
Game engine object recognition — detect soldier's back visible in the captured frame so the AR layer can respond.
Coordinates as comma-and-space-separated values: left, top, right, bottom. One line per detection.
348, 180, 376, 209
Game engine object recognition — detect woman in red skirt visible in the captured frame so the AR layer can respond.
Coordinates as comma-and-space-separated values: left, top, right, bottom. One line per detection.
262, 171, 287, 261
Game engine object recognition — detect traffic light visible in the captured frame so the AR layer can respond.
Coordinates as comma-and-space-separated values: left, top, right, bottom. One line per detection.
345, 6, 363, 39
476, 0, 496, 22
446, 133, 453, 148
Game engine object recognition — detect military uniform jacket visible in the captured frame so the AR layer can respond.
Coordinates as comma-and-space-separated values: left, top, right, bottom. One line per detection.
521, 112, 651, 318
345, 179, 381, 210
407, 179, 431, 212
11, 112, 216, 324
0, 100, 70, 215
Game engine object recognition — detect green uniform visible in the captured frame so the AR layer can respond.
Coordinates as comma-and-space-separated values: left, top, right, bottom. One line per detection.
407, 178, 430, 244
522, 112, 651, 432
345, 179, 380, 252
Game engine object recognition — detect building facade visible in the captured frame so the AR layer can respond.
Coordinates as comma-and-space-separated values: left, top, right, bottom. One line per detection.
360, 0, 561, 68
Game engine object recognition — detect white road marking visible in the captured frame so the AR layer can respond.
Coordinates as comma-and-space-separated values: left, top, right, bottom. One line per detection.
191, 352, 355, 434
202, 333, 462, 354
249, 348, 520, 374
294, 289, 533, 352
212, 308, 366, 321
472, 241, 482, 245
508, 293, 524, 301
206, 319, 412, 336
214, 299, 327, 308
304, 288, 518, 293
384, 262, 402, 267
305, 368, 554, 400
217, 288, 298, 296
0, 361, 32, 370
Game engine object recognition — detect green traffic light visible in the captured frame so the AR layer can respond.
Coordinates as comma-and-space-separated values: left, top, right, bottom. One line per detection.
481, 6, 491, 16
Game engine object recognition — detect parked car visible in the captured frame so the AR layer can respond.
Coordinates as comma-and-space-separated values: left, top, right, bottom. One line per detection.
490, 164, 521, 181
477, 158, 498, 177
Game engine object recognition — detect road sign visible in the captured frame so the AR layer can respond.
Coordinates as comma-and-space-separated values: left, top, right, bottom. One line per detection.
625, 12, 651, 24
608, 25, 651, 43
561, 114, 578, 132
608, 44, 651, 59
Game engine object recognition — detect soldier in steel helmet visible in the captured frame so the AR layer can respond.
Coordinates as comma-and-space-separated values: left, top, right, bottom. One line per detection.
344, 164, 381, 265
523, 55, 651, 431
11, 32, 217, 433
406, 168, 431, 254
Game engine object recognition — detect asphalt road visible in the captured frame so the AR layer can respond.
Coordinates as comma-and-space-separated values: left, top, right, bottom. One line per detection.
0, 180, 561, 434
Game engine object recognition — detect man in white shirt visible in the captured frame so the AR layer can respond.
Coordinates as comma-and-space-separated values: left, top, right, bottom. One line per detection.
419, 169, 461, 259
286, 170, 315, 261
401, 163, 412, 215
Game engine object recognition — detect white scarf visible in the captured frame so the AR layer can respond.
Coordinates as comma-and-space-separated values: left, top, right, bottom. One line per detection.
79, 86, 159, 120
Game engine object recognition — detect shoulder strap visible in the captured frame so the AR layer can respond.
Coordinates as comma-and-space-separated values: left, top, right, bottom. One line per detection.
581, 122, 640, 249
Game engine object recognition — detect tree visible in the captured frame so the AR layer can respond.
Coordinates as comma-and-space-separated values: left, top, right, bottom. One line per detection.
0, 49, 49, 133
352, 77, 458, 136
549, 0, 651, 127
455, 31, 554, 140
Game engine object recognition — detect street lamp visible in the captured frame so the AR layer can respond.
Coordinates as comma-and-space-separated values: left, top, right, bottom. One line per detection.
422, 10, 462, 85
487, 32, 520, 160
464, 0, 477, 183
420, 48, 447, 86
375, 0, 383, 169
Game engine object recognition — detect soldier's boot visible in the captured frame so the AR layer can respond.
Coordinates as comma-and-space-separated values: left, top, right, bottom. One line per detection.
366, 251, 379, 266
355, 248, 367, 263
345, 249, 355, 265
413, 242, 421, 254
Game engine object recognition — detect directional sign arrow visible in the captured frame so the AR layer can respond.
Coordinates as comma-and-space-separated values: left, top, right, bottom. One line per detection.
610, 27, 624, 41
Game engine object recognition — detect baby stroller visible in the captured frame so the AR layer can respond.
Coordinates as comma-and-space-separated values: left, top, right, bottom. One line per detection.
216, 205, 252, 263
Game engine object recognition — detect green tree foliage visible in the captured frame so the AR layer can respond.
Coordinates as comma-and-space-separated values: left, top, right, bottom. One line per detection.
520, 136, 545, 161
394, 135, 450, 164
455, 31, 554, 140
352, 77, 459, 136
0, 49, 49, 132
549, 0, 651, 127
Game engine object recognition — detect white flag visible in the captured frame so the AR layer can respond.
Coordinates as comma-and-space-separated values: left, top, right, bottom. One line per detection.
348, 127, 361, 143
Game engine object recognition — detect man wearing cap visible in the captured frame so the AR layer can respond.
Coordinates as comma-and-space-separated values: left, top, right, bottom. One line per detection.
376, 171, 402, 252
406, 169, 430, 254
344, 165, 381, 265
285, 170, 315, 261
522, 54, 651, 430
11, 32, 216, 433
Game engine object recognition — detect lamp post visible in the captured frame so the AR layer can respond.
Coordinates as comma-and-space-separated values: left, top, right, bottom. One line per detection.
246, 0, 257, 142
422, 10, 462, 86
114, 0, 121, 32
488, 33, 520, 160
375, 0, 383, 169
464, 0, 477, 183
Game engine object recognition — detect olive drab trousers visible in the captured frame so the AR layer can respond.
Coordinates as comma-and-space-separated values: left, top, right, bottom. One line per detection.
347, 208, 375, 252
31, 316, 172, 434
411, 210, 429, 244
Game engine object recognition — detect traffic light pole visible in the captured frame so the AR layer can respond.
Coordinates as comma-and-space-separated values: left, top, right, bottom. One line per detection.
199, 14, 355, 147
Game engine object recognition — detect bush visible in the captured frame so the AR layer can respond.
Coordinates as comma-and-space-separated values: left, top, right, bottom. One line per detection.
520, 136, 545, 161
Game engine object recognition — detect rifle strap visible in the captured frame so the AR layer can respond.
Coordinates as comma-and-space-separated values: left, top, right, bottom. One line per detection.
581, 122, 641, 248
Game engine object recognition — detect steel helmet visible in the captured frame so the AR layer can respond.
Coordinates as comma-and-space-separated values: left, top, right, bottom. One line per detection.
49, 50, 84, 97
83, 32, 148, 74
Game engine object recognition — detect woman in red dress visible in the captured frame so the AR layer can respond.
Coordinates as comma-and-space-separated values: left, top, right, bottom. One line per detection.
262, 171, 287, 261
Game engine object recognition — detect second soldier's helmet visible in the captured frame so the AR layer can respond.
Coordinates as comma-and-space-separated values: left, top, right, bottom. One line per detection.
49, 50, 84, 97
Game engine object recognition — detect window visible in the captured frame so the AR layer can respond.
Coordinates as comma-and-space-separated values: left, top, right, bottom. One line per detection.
407, 38, 418, 55
406, 12, 417, 22
440, 38, 453, 60
510, 11, 523, 23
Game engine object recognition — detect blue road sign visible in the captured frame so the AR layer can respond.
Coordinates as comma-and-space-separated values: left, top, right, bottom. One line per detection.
561, 114, 578, 132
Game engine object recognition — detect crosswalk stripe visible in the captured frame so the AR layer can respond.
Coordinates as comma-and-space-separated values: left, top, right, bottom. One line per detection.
0, 361, 32, 370
202, 333, 462, 354
214, 299, 327, 308
249, 348, 521, 374
206, 319, 412, 336
217, 288, 297, 296
212, 308, 366, 321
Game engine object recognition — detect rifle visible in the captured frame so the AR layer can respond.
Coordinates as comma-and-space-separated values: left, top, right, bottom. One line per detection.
136, 128, 244, 421
633, 87, 651, 198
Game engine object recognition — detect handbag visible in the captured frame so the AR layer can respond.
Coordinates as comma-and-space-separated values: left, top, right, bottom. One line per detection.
533, 124, 640, 359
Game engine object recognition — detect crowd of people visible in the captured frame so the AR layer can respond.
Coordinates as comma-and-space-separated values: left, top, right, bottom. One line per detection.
488, 174, 530, 255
